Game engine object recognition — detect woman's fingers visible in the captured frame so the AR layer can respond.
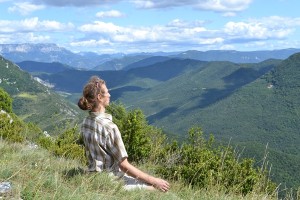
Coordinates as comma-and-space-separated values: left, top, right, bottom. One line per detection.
156, 179, 170, 192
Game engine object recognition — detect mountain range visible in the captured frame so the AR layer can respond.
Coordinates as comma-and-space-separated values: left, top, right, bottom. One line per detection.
1, 43, 300, 70
0, 43, 116, 70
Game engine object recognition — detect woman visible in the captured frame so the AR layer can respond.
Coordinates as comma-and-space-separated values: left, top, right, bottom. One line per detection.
78, 76, 170, 192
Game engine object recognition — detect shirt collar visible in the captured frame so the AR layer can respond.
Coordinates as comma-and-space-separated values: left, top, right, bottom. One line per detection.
89, 112, 112, 121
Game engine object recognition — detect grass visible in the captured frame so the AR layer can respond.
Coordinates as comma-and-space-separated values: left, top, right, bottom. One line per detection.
15, 92, 38, 101
0, 139, 280, 200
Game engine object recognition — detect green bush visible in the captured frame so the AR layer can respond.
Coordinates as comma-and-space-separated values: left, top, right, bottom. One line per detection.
53, 126, 85, 164
0, 112, 25, 143
107, 102, 153, 162
120, 109, 151, 162
0, 112, 43, 144
37, 135, 55, 150
155, 127, 276, 196
0, 87, 13, 113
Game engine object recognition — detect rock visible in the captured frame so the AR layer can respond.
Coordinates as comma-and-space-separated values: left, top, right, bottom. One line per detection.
0, 181, 12, 195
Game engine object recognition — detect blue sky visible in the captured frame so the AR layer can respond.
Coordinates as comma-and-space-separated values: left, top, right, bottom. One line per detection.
0, 0, 300, 54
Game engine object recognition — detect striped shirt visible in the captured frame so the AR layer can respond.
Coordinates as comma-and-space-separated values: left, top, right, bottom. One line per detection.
81, 112, 128, 173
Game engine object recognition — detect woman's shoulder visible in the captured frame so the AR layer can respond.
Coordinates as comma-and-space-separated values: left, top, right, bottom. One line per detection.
94, 113, 118, 129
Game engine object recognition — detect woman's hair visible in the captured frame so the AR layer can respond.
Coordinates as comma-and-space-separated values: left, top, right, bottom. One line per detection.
78, 76, 106, 111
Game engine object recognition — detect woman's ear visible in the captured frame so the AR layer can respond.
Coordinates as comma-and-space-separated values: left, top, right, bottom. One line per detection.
97, 93, 102, 101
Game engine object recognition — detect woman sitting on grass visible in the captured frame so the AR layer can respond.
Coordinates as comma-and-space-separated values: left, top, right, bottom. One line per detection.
78, 76, 170, 192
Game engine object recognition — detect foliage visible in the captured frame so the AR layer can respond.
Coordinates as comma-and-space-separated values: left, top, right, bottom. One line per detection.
37, 125, 86, 164
0, 112, 25, 143
106, 101, 127, 126
119, 109, 152, 161
107, 102, 153, 162
107, 103, 172, 164
53, 126, 85, 163
0, 113, 43, 144
0, 88, 42, 143
0, 87, 13, 113
156, 127, 277, 196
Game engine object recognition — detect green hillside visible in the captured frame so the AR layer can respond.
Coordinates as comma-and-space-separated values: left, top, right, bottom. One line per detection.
0, 56, 82, 134
118, 54, 300, 188
118, 59, 278, 126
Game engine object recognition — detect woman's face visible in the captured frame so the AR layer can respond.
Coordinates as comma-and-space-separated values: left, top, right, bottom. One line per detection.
99, 84, 110, 107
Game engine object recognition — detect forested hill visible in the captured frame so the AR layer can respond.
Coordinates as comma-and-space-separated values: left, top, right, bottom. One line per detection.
133, 52, 300, 188
17, 61, 73, 74
0, 56, 81, 133
149, 52, 300, 188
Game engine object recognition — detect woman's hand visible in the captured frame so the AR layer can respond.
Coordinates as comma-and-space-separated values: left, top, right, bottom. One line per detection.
152, 177, 170, 192
119, 158, 170, 192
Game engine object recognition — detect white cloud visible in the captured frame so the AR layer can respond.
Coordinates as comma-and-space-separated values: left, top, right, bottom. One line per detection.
8, 2, 45, 15
132, 0, 253, 13
31, 0, 121, 7
195, 0, 253, 12
0, 32, 50, 43
79, 21, 125, 35
4, 0, 253, 13
167, 19, 206, 28
224, 21, 269, 39
0, 17, 74, 33
96, 10, 125, 18
0, 17, 73, 44
222, 12, 236, 17
70, 39, 111, 47
224, 16, 300, 40
26, 32, 51, 42
76, 20, 221, 49
72, 15, 300, 53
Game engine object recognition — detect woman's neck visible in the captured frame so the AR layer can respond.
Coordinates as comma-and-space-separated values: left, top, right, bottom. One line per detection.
91, 106, 105, 113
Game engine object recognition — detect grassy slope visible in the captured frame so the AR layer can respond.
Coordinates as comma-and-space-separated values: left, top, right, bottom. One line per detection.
0, 56, 82, 134
0, 139, 278, 200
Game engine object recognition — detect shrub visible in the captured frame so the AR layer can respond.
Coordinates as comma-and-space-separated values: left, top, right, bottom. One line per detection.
0, 112, 25, 143
120, 109, 152, 162
155, 127, 276, 196
107, 102, 153, 162
53, 126, 86, 164
0, 87, 12, 113
37, 135, 55, 150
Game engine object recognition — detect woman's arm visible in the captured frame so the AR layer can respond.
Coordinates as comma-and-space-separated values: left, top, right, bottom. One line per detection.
119, 158, 170, 192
